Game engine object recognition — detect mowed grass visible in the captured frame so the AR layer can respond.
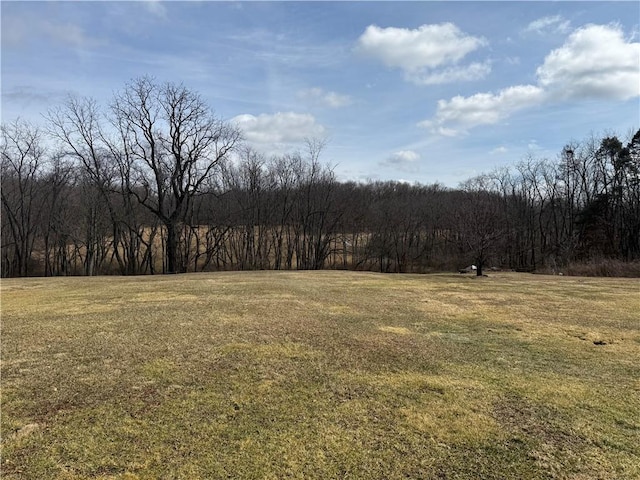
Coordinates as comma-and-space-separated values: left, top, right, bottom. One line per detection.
1, 271, 639, 479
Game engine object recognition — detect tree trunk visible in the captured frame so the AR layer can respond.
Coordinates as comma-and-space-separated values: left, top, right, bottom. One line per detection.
166, 221, 179, 274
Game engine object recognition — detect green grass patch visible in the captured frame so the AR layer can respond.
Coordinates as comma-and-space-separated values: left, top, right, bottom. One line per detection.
2, 271, 639, 479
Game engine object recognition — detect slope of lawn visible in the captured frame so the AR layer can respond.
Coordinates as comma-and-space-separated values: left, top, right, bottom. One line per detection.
1, 271, 639, 479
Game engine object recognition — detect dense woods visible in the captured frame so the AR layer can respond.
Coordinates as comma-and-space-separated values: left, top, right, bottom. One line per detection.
2, 79, 639, 277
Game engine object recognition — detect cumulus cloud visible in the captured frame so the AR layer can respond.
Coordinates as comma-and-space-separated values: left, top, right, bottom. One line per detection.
537, 23, 640, 101
524, 15, 571, 35
423, 23, 639, 136
421, 85, 545, 135
380, 150, 421, 172
231, 112, 326, 151
297, 88, 352, 108
356, 23, 489, 85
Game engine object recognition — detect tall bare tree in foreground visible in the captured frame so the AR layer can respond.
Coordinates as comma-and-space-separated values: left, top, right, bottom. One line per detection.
110, 77, 241, 273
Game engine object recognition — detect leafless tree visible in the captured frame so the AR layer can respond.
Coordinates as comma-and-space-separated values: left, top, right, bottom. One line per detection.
1, 120, 47, 276
110, 77, 241, 273
455, 176, 508, 276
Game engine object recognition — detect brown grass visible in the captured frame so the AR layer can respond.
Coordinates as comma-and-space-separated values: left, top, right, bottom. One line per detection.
1, 271, 639, 479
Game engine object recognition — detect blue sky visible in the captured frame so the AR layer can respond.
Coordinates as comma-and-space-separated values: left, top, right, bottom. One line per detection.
2, 1, 639, 186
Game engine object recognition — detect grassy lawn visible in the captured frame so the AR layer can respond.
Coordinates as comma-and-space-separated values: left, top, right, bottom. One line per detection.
1, 271, 639, 479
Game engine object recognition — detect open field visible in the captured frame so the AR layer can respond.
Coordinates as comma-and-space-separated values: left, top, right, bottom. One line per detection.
1, 271, 639, 479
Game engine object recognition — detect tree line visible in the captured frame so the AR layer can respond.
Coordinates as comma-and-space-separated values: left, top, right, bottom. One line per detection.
2, 78, 639, 277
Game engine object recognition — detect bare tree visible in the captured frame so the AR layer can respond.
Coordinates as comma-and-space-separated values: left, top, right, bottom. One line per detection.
38, 153, 76, 276
110, 77, 241, 273
1, 120, 48, 277
292, 139, 342, 270
222, 147, 273, 270
455, 176, 508, 276
268, 153, 301, 270
48, 96, 141, 275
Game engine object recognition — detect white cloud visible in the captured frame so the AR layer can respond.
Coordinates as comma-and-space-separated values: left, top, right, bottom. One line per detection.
422, 85, 545, 135
408, 62, 491, 85
528, 140, 541, 150
298, 88, 352, 108
356, 23, 489, 85
324, 91, 352, 108
380, 150, 421, 172
231, 112, 326, 151
490, 146, 508, 155
357, 23, 486, 71
537, 23, 640, 101
142, 0, 168, 19
423, 23, 639, 136
524, 15, 571, 35
431, 126, 459, 137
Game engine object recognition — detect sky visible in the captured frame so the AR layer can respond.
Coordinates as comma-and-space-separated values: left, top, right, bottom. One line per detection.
2, 1, 639, 187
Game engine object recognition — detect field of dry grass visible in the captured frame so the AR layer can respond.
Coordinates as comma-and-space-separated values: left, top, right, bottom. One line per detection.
1, 271, 639, 479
